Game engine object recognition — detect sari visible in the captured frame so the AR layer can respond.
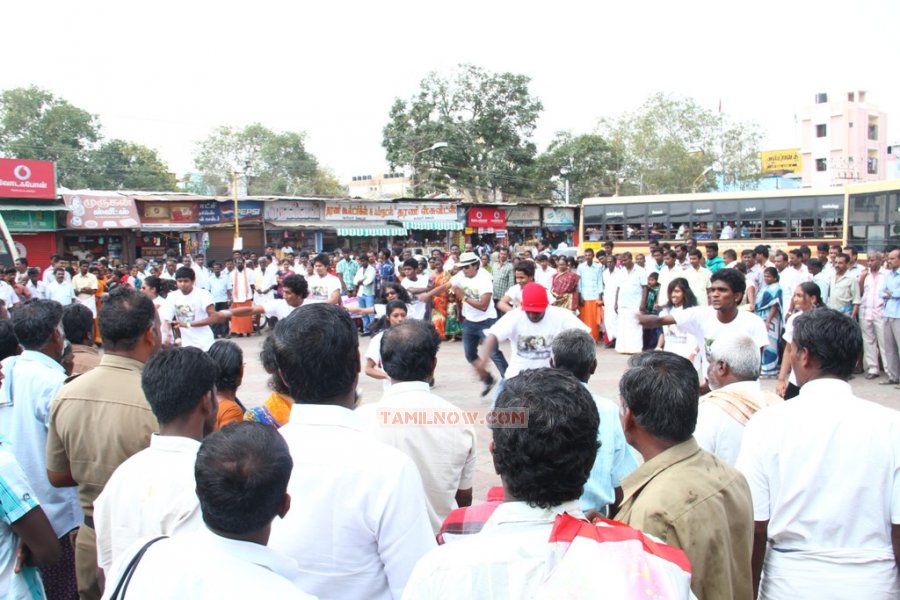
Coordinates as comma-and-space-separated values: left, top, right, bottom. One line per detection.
754, 283, 783, 376
244, 391, 292, 428
431, 270, 462, 338
551, 270, 580, 311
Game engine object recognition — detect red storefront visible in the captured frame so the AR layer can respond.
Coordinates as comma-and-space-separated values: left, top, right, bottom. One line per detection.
465, 206, 507, 245
0, 158, 63, 267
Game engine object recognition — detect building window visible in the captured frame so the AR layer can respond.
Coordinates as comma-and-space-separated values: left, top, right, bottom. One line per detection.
868, 157, 878, 175
815, 93, 828, 104
816, 124, 827, 137
816, 158, 827, 172
848, 92, 855, 102
868, 121, 878, 141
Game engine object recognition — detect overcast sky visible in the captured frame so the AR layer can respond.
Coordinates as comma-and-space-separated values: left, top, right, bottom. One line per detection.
3, 0, 897, 183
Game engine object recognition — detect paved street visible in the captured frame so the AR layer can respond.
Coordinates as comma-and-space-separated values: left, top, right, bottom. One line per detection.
229, 331, 900, 501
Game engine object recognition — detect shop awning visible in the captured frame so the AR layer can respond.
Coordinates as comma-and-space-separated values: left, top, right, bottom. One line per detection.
141, 223, 201, 231
336, 226, 407, 237
0, 203, 70, 211
544, 225, 576, 232
403, 221, 463, 231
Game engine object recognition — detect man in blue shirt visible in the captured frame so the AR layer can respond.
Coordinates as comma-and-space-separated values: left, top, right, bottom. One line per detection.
880, 248, 900, 386
576, 248, 604, 342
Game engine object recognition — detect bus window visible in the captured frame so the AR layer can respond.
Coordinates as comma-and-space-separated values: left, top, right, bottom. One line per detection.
691, 201, 716, 239
850, 224, 885, 249
790, 197, 816, 238
763, 198, 789, 238
739, 199, 764, 238
625, 204, 647, 240
715, 200, 738, 238
817, 195, 845, 239
647, 203, 668, 241
669, 202, 690, 240
604, 204, 625, 241
850, 193, 886, 224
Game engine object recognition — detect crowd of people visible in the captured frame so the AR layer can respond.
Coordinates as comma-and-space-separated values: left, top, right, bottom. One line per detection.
0, 235, 897, 600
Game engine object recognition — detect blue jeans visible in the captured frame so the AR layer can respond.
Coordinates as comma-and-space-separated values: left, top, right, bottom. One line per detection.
358, 294, 375, 331
463, 318, 508, 377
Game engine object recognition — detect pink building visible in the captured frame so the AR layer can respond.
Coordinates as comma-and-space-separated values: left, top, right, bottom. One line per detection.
799, 90, 888, 187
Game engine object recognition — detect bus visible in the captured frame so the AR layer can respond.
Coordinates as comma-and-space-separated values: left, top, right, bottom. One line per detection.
0, 212, 17, 268
580, 179, 900, 254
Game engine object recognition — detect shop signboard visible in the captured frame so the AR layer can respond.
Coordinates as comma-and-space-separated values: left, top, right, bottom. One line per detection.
0, 158, 56, 200
0, 210, 56, 231
543, 207, 576, 227
264, 200, 323, 221
394, 202, 456, 222
63, 194, 140, 229
324, 201, 396, 221
198, 200, 264, 225
505, 206, 541, 227
467, 207, 506, 229
141, 202, 198, 224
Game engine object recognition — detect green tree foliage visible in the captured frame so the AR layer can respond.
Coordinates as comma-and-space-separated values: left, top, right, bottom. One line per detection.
86, 139, 177, 191
0, 86, 101, 188
194, 124, 337, 196
382, 64, 543, 200
601, 93, 762, 195
533, 132, 623, 202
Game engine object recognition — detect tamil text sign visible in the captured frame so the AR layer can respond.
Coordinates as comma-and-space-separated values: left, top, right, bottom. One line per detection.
760, 149, 801, 174
64, 194, 140, 229
0, 158, 56, 200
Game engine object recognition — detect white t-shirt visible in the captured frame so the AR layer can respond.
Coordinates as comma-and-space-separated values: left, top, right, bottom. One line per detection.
400, 276, 427, 320
503, 284, 554, 310
263, 299, 297, 321
673, 306, 768, 364
152, 296, 173, 346
615, 266, 648, 309
659, 306, 702, 374
163, 288, 215, 351
450, 269, 497, 323
487, 306, 590, 378
364, 331, 391, 392
305, 273, 342, 304
782, 311, 801, 386
534, 267, 556, 289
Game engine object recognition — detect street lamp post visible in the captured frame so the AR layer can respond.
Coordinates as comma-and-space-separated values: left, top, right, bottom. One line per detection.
411, 142, 448, 194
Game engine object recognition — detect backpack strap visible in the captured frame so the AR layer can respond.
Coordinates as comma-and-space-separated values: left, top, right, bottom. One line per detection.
107, 536, 168, 600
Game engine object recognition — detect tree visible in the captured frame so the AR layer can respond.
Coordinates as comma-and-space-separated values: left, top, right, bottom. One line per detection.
86, 139, 177, 191
0, 86, 101, 188
193, 123, 336, 196
533, 132, 623, 203
600, 93, 762, 195
382, 64, 543, 200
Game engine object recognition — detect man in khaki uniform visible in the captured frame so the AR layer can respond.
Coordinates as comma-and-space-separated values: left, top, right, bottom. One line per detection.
46, 287, 161, 599
613, 350, 754, 600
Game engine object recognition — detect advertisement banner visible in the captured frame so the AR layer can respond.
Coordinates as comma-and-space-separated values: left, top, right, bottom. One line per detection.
760, 149, 802, 174
0, 210, 56, 231
543, 207, 576, 226
324, 201, 396, 221
198, 201, 264, 225
505, 206, 541, 227
263, 200, 323, 221
0, 158, 56, 200
394, 202, 456, 222
467, 207, 506, 229
63, 194, 140, 229
141, 202, 198, 224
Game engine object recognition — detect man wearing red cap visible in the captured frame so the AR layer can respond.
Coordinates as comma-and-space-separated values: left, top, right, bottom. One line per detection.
474, 282, 590, 382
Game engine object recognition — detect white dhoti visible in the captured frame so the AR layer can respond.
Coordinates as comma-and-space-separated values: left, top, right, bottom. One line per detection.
760, 548, 900, 600
75, 294, 97, 318
603, 291, 618, 342
614, 308, 643, 354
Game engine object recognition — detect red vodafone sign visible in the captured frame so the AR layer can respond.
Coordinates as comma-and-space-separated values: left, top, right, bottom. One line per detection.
0, 158, 57, 200
468, 207, 506, 228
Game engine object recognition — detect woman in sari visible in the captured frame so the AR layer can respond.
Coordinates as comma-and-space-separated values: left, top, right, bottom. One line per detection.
428, 257, 462, 340
755, 266, 783, 377
551, 255, 580, 312
244, 336, 292, 428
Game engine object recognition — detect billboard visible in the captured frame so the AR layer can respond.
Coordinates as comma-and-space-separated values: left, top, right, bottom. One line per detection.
0, 158, 57, 199
761, 149, 801, 174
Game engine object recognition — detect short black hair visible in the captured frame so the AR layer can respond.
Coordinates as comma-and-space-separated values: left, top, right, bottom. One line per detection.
62, 303, 94, 345
754, 245, 769, 258
312, 253, 330, 267
175, 266, 195, 281
706, 242, 718, 252
402, 258, 419, 269
688, 249, 703, 259
792, 309, 861, 379
808, 258, 822, 269
195, 422, 292, 535
492, 369, 599, 509
381, 320, 441, 382
272, 304, 359, 404
0, 321, 19, 361
99, 287, 157, 351
15, 258, 27, 266
550, 329, 596, 382
620, 351, 698, 443
142, 346, 218, 425
514, 261, 535, 278
281, 274, 308, 298
710, 268, 746, 297
11, 299, 63, 350
208, 340, 242, 393
817, 242, 829, 252
723, 249, 737, 261
260, 335, 290, 395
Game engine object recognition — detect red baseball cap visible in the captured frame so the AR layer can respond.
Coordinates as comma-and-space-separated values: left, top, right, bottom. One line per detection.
521, 282, 549, 313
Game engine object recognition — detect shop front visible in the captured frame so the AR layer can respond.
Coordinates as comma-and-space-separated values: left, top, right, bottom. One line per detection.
465, 206, 507, 248
200, 199, 266, 261
542, 206, 578, 247
137, 200, 203, 261
62, 193, 140, 263
324, 200, 407, 252
397, 201, 462, 248
504, 205, 542, 247
263, 200, 326, 253
0, 205, 67, 268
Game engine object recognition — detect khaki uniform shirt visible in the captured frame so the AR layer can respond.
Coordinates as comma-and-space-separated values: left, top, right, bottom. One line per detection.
616, 437, 754, 600
71, 344, 102, 376
46, 354, 158, 516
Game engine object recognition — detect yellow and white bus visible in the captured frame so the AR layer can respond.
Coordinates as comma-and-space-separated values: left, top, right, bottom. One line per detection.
580, 179, 900, 254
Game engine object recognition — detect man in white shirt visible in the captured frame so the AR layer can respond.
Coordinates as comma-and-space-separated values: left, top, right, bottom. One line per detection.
496, 261, 553, 313
352, 254, 377, 333
219, 274, 307, 325
45, 268, 74, 306
94, 346, 218, 575
776, 250, 811, 316
684, 249, 712, 307
162, 267, 218, 351
405, 369, 695, 600
357, 320, 476, 534
533, 253, 556, 289
860, 252, 889, 380
72, 260, 99, 319
695, 333, 782, 465
656, 250, 681, 306
736, 309, 900, 599
158, 259, 178, 281
42, 255, 71, 285
268, 304, 435, 600
614, 251, 648, 354
102, 422, 314, 599
304, 253, 342, 305
25, 268, 47, 300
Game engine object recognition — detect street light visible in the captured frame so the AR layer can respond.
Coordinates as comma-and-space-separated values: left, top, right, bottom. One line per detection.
411, 142, 448, 194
